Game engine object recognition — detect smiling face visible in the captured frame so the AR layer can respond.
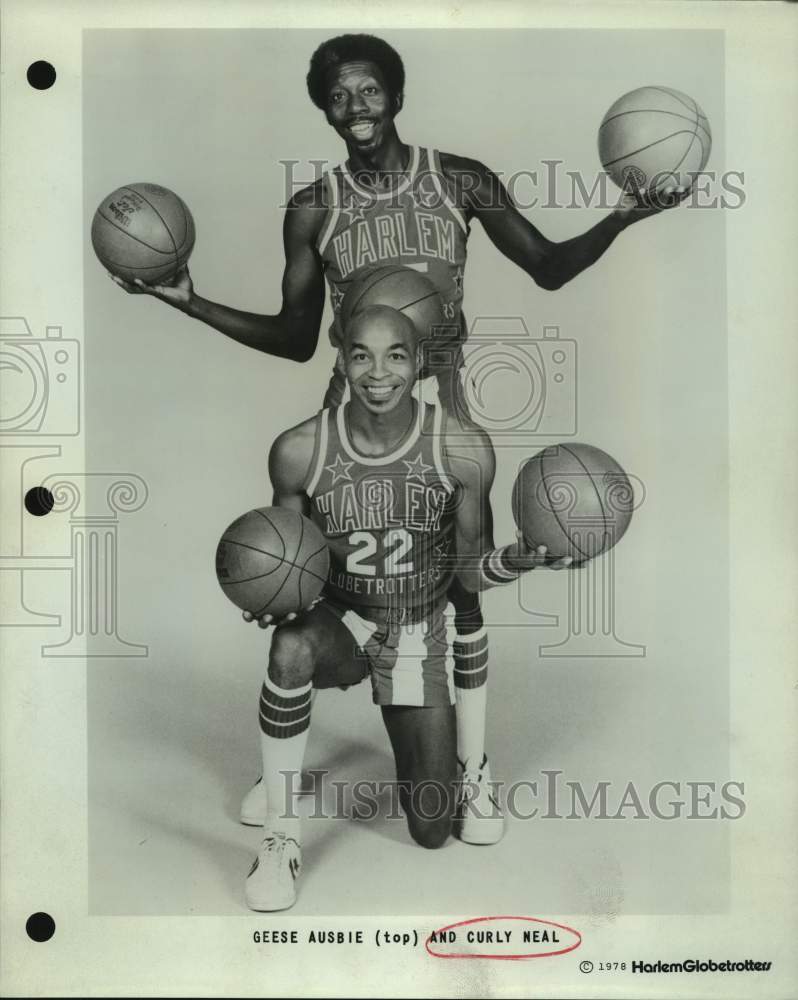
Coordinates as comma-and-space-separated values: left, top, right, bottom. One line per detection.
324, 60, 400, 154
342, 306, 419, 416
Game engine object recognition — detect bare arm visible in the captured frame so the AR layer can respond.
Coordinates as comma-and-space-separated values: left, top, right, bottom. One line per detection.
243, 419, 318, 627
446, 425, 498, 593
267, 418, 318, 515
184, 192, 325, 361
446, 421, 571, 593
441, 154, 684, 291
111, 184, 327, 363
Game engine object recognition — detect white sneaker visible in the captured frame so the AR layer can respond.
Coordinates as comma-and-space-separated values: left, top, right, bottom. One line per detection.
454, 754, 505, 845
245, 833, 301, 911
240, 773, 315, 827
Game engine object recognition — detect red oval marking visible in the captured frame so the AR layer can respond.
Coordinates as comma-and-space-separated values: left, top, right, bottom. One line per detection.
425, 915, 582, 961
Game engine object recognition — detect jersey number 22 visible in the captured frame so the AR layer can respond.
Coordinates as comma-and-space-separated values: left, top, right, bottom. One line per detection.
346, 529, 413, 576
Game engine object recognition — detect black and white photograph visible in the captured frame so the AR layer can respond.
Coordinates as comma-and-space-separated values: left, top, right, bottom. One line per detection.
1, 2, 796, 997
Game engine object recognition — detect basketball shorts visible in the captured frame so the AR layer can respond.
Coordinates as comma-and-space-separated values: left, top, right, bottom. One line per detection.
311, 598, 459, 708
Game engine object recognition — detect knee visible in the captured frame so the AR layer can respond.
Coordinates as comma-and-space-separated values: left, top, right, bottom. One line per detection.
404, 780, 453, 849
408, 816, 451, 850
268, 626, 316, 688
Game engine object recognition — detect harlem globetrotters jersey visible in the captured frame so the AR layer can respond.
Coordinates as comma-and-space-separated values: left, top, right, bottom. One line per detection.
316, 146, 470, 349
305, 401, 458, 626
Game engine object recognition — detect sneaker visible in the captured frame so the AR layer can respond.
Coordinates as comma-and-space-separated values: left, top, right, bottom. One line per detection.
239, 773, 315, 827
245, 833, 301, 911
453, 754, 505, 845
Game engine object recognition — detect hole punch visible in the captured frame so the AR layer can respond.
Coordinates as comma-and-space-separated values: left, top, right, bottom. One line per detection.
25, 912, 55, 942
27, 61, 56, 90
24, 486, 55, 516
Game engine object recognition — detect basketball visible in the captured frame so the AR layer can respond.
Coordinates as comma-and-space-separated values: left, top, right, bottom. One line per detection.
512, 443, 635, 562
215, 507, 329, 619
340, 265, 445, 343
598, 86, 712, 194
91, 182, 196, 284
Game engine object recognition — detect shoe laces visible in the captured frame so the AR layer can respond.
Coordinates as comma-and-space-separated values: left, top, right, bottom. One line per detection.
251, 833, 299, 876
457, 755, 488, 804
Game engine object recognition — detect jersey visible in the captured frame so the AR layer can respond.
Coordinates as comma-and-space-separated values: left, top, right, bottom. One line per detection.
305, 401, 458, 627
316, 146, 470, 352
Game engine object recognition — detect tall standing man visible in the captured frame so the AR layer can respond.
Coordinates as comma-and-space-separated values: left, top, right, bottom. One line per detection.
110, 33, 686, 843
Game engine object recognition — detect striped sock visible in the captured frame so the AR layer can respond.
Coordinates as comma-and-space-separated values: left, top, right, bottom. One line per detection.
453, 626, 489, 770
259, 674, 312, 839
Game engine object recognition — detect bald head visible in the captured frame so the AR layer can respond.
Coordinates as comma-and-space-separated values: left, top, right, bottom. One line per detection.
343, 304, 418, 352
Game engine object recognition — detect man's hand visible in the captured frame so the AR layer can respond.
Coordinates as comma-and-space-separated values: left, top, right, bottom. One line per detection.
504, 533, 578, 572
242, 609, 291, 630
612, 183, 690, 226
242, 597, 322, 630
108, 263, 194, 309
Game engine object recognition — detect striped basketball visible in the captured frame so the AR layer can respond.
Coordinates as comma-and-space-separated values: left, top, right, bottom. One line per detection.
91, 182, 195, 284
598, 86, 712, 193
512, 443, 635, 562
339, 265, 444, 343
215, 507, 329, 619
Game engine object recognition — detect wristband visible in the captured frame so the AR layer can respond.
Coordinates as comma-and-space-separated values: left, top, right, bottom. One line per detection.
479, 545, 522, 587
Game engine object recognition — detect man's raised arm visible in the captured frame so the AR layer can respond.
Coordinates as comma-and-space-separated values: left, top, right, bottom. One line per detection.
110, 186, 327, 363
442, 154, 686, 292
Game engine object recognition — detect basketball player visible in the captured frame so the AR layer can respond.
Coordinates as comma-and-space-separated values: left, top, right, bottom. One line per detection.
109, 33, 685, 843
245, 303, 572, 911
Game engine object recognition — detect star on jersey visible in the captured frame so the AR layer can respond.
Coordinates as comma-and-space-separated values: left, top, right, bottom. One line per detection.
325, 453, 354, 485
413, 183, 439, 210
403, 453, 434, 484
453, 266, 464, 294
329, 284, 345, 312
434, 537, 451, 561
342, 200, 368, 226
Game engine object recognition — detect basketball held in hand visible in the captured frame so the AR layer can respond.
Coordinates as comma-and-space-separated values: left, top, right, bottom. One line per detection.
215, 508, 330, 620
598, 85, 712, 194
91, 182, 195, 284
512, 443, 635, 563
